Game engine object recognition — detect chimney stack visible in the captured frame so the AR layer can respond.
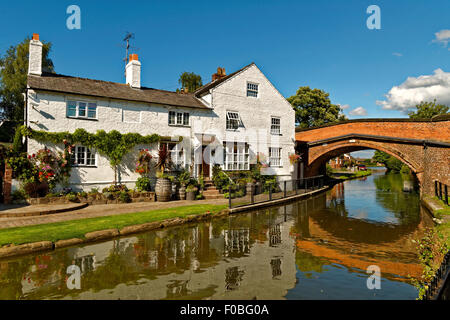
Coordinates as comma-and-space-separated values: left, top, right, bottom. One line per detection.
28, 33, 43, 76
212, 67, 226, 81
126, 54, 141, 88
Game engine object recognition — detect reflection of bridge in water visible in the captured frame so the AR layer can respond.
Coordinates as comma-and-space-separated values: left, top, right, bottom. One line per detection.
292, 184, 432, 281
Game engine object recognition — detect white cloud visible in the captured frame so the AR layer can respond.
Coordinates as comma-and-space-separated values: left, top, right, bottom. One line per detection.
392, 52, 403, 57
376, 68, 450, 112
339, 104, 350, 110
348, 106, 367, 116
433, 29, 450, 47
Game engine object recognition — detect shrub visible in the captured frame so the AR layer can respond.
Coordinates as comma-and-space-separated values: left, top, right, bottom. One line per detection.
118, 191, 131, 203
88, 188, 99, 195
178, 169, 191, 186
186, 185, 197, 193
196, 193, 204, 200
102, 184, 128, 193
103, 192, 115, 200
136, 177, 152, 191
11, 190, 27, 201
66, 193, 78, 202
24, 181, 49, 198
212, 166, 231, 191
77, 191, 88, 198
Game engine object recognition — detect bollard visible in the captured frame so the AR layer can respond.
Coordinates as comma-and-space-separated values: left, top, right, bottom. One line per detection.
445, 185, 448, 206
228, 185, 232, 208
435, 180, 439, 198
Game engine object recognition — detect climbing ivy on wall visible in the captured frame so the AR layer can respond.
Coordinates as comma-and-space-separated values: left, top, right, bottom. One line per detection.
19, 126, 182, 184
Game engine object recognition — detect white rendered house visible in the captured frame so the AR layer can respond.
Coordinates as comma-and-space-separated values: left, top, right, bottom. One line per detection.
25, 34, 296, 191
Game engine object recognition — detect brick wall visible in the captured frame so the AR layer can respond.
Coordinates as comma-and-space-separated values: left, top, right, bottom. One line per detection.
3, 164, 12, 204
296, 120, 450, 143
303, 138, 449, 197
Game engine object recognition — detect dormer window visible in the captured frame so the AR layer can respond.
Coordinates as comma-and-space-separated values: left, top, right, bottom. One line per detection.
226, 111, 240, 130
247, 83, 258, 97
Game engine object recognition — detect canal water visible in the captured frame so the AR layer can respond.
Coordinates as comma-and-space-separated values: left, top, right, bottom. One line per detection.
0, 170, 433, 300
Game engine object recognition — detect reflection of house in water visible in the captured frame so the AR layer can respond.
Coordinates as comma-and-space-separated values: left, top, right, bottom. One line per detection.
225, 266, 245, 291
52, 218, 298, 300
74, 254, 95, 274
270, 258, 282, 279
269, 224, 282, 247
223, 229, 250, 257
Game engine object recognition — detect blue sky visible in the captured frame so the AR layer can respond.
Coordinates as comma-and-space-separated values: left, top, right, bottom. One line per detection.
1, 0, 449, 124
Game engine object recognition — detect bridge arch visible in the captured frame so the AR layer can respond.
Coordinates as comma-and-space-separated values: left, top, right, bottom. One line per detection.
306, 139, 421, 177
295, 117, 450, 196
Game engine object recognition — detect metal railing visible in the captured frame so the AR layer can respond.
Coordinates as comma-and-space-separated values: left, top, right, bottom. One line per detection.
424, 250, 450, 300
435, 180, 449, 206
228, 175, 325, 209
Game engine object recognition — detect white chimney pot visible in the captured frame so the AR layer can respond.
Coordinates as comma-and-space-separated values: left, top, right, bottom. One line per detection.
28, 33, 43, 76
126, 54, 141, 89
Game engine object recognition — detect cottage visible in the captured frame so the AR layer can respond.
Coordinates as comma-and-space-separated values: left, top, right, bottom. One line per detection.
25, 34, 295, 191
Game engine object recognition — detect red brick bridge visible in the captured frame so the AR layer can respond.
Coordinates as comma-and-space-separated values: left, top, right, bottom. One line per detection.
295, 116, 450, 196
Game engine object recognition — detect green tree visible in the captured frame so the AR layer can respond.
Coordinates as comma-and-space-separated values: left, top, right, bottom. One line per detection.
287, 86, 347, 128
0, 37, 54, 123
408, 100, 449, 119
178, 72, 202, 93
372, 150, 409, 173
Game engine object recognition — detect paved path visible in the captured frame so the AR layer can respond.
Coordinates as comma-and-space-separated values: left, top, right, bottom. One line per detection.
0, 199, 228, 230
0, 203, 87, 218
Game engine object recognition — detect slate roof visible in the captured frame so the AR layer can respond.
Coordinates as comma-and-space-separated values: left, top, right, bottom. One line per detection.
27, 72, 209, 109
194, 62, 255, 96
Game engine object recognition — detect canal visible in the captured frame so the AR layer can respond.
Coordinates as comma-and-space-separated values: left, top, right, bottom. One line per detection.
0, 169, 433, 300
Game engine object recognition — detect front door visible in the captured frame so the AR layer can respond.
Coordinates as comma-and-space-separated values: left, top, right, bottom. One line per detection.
201, 145, 210, 178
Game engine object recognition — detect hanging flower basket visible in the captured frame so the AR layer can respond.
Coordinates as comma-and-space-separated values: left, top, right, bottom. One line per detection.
135, 149, 153, 176
289, 153, 302, 165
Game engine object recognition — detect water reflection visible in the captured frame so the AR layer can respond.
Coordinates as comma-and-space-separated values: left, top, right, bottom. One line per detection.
0, 172, 432, 300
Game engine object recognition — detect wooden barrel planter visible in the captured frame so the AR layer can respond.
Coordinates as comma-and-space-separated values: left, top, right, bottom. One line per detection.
155, 178, 172, 202
178, 186, 186, 200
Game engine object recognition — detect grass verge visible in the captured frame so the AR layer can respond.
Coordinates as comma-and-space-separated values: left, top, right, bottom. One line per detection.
434, 198, 450, 247
331, 170, 372, 180
0, 204, 228, 246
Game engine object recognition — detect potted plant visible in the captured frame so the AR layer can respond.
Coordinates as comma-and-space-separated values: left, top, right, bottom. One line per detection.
177, 169, 190, 200
186, 185, 198, 201
154, 144, 172, 202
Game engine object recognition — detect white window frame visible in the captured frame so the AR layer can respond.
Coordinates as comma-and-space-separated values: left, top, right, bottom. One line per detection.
269, 147, 282, 167
226, 111, 240, 130
271, 117, 281, 135
223, 142, 249, 171
161, 142, 185, 170
71, 146, 96, 167
66, 100, 97, 120
247, 82, 259, 98
168, 111, 190, 126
